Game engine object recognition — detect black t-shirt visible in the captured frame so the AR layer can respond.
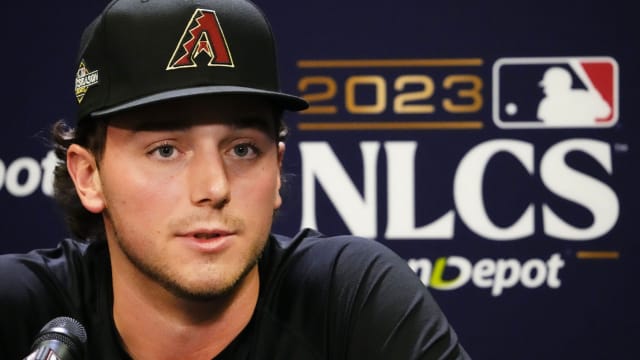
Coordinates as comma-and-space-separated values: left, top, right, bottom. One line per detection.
0, 229, 469, 359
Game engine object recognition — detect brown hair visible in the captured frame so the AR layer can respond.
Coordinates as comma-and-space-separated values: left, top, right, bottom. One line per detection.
51, 118, 108, 241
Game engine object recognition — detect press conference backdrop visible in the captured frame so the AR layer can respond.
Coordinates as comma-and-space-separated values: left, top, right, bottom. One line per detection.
1, 0, 636, 358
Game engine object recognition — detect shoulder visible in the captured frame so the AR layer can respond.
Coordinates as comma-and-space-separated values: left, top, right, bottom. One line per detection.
275, 229, 423, 298
272, 229, 415, 286
0, 239, 101, 358
274, 228, 402, 264
264, 229, 470, 359
0, 238, 90, 294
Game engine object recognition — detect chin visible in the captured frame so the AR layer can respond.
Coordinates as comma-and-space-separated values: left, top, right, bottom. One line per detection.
168, 263, 258, 301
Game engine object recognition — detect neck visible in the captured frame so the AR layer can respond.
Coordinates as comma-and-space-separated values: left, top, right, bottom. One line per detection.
111, 258, 259, 360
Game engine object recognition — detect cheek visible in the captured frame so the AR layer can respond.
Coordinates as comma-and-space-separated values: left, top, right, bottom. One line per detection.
234, 167, 281, 209
101, 166, 182, 219
102, 175, 183, 247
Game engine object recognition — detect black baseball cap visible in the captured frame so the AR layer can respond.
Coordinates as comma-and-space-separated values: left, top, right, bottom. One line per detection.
74, 0, 308, 122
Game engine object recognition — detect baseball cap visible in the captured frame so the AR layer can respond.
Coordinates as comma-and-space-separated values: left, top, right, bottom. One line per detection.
74, 0, 308, 122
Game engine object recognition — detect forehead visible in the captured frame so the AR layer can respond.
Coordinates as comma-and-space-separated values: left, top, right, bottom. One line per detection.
106, 94, 278, 132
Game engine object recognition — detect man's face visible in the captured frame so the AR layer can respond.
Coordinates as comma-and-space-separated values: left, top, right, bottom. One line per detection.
93, 95, 283, 300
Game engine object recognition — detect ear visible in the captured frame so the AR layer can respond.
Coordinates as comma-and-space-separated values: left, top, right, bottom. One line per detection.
274, 141, 286, 209
66, 144, 105, 214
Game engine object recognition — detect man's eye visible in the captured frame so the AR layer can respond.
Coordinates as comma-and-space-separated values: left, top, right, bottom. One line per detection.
153, 144, 176, 158
233, 143, 255, 157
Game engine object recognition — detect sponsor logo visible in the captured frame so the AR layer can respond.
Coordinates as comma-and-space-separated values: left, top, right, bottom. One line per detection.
167, 8, 234, 70
492, 57, 619, 128
408, 253, 565, 296
0, 151, 56, 197
75, 59, 99, 103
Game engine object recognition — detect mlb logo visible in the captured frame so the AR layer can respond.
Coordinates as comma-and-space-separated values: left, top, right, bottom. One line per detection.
492, 57, 619, 129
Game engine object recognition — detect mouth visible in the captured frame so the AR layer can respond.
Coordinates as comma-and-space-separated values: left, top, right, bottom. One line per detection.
177, 228, 234, 253
193, 232, 223, 239
180, 227, 233, 238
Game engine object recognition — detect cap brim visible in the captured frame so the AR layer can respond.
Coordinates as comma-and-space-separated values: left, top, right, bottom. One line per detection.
91, 85, 308, 117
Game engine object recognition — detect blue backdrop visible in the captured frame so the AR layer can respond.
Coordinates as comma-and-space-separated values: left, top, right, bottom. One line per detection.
1, 1, 637, 358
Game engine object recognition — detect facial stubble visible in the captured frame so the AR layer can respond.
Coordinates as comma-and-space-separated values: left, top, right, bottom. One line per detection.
104, 209, 267, 302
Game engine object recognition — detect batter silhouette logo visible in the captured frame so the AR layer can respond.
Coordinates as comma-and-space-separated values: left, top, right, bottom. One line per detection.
492, 57, 619, 129
167, 8, 234, 70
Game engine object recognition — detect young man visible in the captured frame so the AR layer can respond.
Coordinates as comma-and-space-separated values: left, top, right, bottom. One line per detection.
0, 0, 470, 358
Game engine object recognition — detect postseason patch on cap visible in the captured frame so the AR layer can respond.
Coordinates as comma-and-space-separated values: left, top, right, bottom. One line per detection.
75, 59, 99, 103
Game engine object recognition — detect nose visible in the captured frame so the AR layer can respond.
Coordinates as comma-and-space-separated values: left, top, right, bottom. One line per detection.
188, 150, 231, 209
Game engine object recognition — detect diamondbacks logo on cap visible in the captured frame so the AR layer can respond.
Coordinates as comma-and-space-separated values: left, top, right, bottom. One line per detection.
167, 9, 235, 70
75, 60, 99, 103
492, 57, 618, 129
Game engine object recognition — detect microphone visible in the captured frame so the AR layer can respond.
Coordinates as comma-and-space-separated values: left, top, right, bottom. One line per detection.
23, 316, 87, 360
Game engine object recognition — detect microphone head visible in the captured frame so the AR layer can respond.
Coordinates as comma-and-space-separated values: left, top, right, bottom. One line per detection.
31, 316, 87, 360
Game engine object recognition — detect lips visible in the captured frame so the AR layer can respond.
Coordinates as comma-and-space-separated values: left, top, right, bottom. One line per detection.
179, 227, 232, 238
194, 232, 222, 239
177, 228, 234, 253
